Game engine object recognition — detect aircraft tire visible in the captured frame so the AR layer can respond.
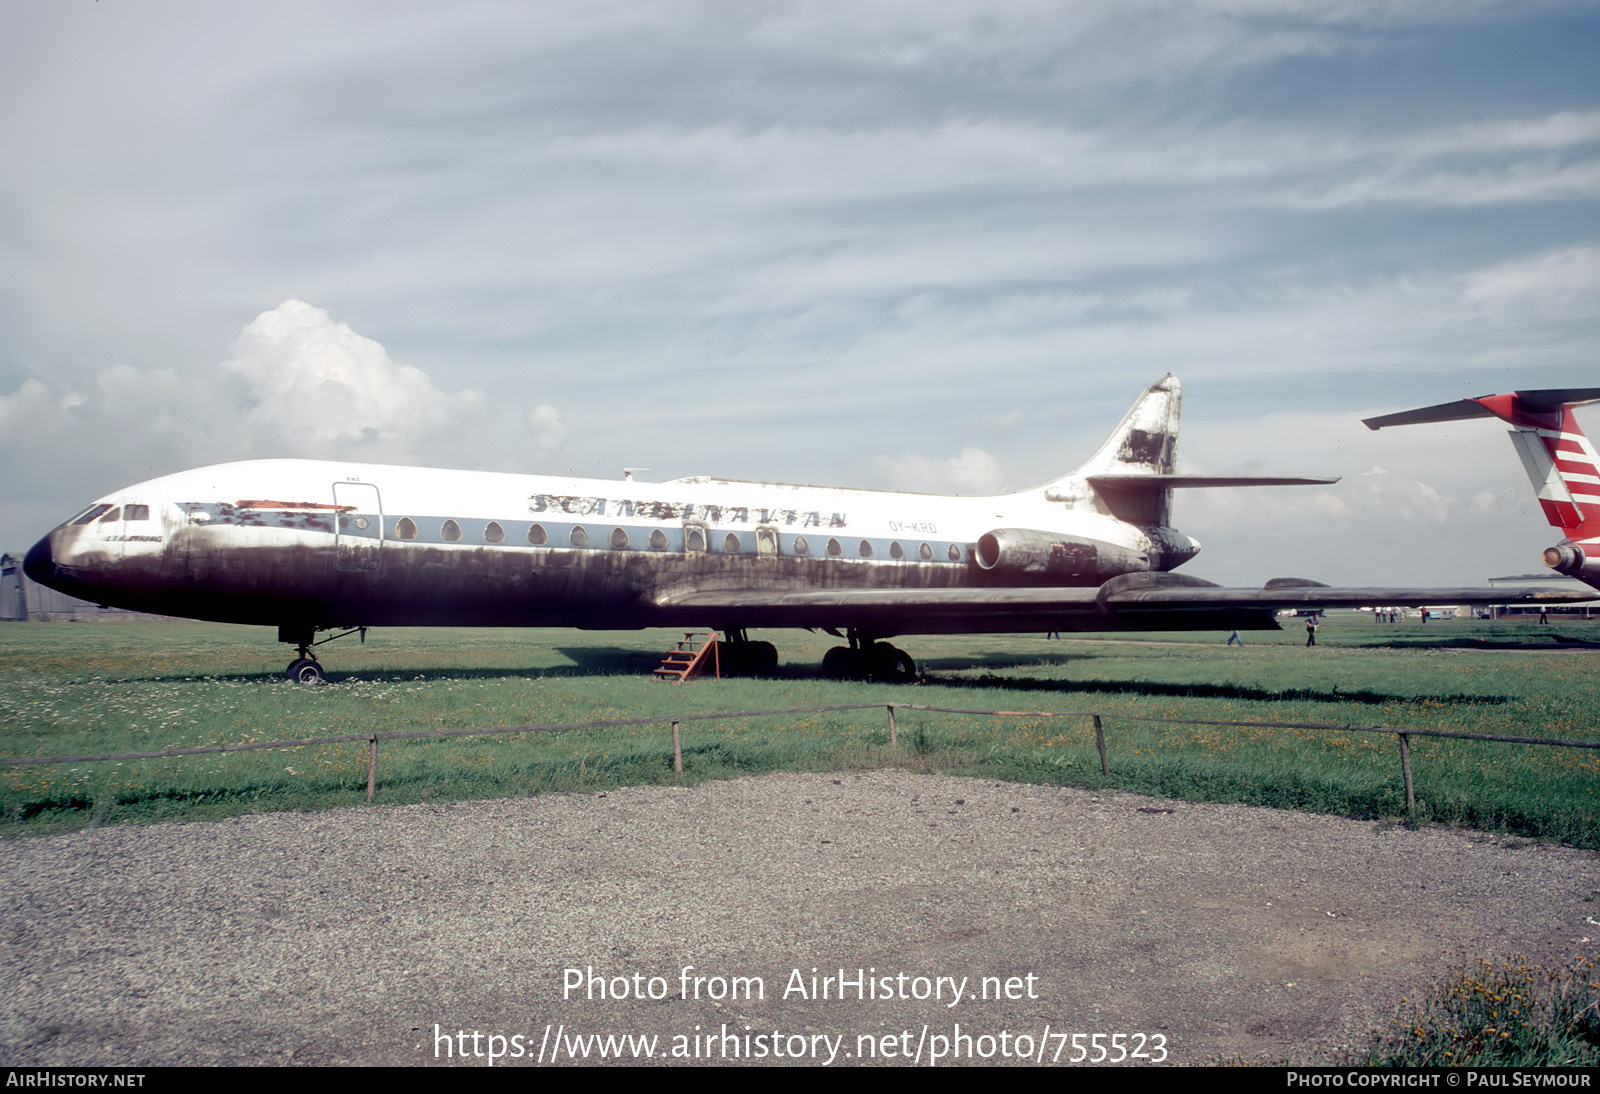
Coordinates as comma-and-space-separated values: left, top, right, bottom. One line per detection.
821, 646, 861, 679
287, 658, 326, 685
885, 646, 916, 681
869, 645, 916, 682
748, 641, 779, 676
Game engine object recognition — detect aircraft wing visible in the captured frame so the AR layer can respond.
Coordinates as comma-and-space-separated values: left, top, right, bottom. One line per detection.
651, 575, 1589, 633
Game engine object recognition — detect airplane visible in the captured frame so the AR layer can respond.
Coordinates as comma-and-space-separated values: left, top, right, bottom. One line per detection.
23, 375, 1585, 684
1363, 388, 1600, 592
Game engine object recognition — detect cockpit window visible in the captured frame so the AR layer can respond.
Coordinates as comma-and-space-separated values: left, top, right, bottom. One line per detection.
71, 505, 113, 525
98, 507, 122, 523
124, 504, 150, 521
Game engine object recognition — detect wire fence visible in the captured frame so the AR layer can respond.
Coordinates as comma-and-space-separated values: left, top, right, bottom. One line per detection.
4, 701, 1596, 807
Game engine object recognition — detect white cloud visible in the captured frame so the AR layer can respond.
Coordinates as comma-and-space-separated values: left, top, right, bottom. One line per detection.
527, 403, 570, 458
876, 446, 1006, 495
0, 379, 74, 450
1459, 245, 1600, 319
222, 300, 485, 458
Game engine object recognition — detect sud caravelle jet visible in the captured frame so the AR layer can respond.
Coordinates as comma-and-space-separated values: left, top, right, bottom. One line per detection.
24, 375, 1582, 683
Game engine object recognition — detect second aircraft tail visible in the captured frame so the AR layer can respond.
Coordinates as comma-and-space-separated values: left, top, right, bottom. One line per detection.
1364, 388, 1600, 588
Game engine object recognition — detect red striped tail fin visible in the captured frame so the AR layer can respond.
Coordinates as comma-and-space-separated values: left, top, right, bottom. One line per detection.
1364, 388, 1600, 587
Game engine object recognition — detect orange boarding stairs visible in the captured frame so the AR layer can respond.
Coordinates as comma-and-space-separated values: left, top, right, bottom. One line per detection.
653, 631, 721, 682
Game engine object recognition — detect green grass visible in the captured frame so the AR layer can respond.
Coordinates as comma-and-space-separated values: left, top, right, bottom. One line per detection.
2, 614, 1598, 842
1355, 957, 1600, 1066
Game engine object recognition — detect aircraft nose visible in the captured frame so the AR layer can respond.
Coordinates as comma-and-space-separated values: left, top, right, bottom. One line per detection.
23, 534, 55, 588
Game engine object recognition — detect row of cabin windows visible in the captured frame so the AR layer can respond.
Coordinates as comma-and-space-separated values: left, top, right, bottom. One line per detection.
389, 516, 961, 561
69, 503, 151, 526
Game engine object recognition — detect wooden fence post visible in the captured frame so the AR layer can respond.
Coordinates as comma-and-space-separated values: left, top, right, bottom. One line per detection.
1093, 715, 1109, 776
366, 736, 378, 803
672, 721, 682, 774
1397, 732, 1414, 808
886, 705, 898, 748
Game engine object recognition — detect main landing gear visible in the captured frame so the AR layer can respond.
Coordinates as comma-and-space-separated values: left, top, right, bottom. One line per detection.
718, 629, 780, 676
278, 625, 367, 685
821, 631, 917, 682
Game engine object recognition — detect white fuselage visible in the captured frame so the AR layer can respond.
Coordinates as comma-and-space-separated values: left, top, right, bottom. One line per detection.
28, 458, 1198, 635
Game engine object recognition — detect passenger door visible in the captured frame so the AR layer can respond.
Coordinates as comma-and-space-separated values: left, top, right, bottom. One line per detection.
333, 482, 383, 572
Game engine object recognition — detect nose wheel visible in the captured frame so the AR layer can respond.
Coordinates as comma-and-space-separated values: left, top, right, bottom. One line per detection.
285, 656, 326, 685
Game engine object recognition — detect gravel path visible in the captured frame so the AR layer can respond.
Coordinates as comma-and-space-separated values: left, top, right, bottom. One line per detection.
3, 772, 1596, 1066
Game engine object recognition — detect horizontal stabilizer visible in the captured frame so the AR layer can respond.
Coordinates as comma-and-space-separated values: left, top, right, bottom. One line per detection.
1510, 388, 1600, 410
1364, 389, 1600, 430
1088, 474, 1339, 489
1362, 400, 1497, 430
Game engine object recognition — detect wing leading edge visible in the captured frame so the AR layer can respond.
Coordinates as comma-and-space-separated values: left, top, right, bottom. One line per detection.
651, 575, 1587, 635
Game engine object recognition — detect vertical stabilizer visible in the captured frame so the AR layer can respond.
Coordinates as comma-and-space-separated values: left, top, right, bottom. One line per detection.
1077, 373, 1183, 477
1043, 374, 1182, 525
1364, 388, 1600, 588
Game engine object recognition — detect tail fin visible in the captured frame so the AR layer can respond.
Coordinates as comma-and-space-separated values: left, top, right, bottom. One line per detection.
1364, 388, 1600, 585
1044, 375, 1338, 527
1043, 375, 1182, 525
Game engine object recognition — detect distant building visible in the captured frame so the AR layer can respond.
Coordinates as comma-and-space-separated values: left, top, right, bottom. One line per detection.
1486, 572, 1599, 618
0, 551, 162, 621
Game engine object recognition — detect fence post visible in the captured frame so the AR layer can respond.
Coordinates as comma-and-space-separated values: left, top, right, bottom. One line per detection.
1093, 715, 1109, 776
366, 736, 378, 803
1397, 732, 1414, 808
672, 721, 683, 774
886, 704, 898, 748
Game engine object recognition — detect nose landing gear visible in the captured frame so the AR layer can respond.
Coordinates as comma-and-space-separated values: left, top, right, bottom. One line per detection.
285, 656, 326, 685
278, 625, 366, 685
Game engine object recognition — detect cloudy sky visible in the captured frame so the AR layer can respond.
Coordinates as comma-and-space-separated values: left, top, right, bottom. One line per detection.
2, 0, 1596, 586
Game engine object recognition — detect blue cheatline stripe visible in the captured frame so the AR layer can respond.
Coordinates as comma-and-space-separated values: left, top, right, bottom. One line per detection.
372, 514, 967, 563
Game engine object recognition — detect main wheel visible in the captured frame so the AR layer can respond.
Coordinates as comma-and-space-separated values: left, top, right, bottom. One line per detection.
821, 646, 863, 679
869, 645, 916, 682
747, 640, 779, 676
287, 658, 325, 685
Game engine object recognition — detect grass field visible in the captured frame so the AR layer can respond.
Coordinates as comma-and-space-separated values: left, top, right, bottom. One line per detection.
2, 613, 1598, 843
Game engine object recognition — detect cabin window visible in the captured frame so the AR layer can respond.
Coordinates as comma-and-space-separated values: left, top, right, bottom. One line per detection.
484, 521, 505, 544
124, 504, 150, 521
947, 543, 962, 562
649, 529, 668, 551
396, 517, 418, 540
528, 523, 548, 546
723, 532, 741, 553
441, 519, 462, 542
99, 507, 122, 523
685, 528, 705, 553
858, 539, 873, 558
610, 527, 629, 550
570, 525, 589, 548
919, 542, 933, 561
889, 540, 904, 560
826, 537, 842, 557
793, 536, 810, 556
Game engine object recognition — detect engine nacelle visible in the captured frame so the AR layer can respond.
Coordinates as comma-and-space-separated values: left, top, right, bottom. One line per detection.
1543, 543, 1600, 584
974, 528, 1148, 580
